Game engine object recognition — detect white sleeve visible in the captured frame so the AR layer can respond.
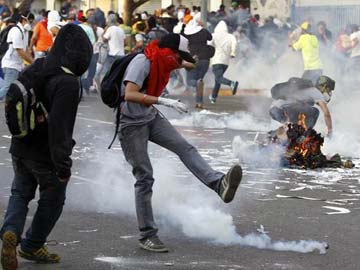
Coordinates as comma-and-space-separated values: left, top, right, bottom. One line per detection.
8, 27, 24, 49
103, 27, 111, 40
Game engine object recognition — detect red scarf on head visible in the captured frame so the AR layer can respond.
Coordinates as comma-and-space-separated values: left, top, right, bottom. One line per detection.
144, 40, 181, 97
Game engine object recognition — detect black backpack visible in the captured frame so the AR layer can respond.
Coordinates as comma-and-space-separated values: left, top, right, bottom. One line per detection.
271, 77, 313, 100
100, 52, 143, 148
0, 24, 23, 61
5, 58, 75, 139
100, 52, 140, 108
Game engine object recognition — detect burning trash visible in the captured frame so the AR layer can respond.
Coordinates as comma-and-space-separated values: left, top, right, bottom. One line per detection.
266, 115, 354, 169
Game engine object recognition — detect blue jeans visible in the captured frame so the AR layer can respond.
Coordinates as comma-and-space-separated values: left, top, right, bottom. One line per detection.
0, 156, 67, 251
0, 68, 19, 100
186, 59, 210, 103
212, 64, 232, 99
81, 53, 99, 93
119, 114, 224, 240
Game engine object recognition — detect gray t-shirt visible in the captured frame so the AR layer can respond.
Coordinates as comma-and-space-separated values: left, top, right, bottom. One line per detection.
271, 87, 325, 108
119, 54, 157, 128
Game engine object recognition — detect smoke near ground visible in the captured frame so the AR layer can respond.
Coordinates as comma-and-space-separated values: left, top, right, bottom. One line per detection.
67, 125, 328, 255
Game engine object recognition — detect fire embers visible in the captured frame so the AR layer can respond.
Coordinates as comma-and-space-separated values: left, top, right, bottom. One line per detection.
285, 123, 327, 169
267, 114, 354, 169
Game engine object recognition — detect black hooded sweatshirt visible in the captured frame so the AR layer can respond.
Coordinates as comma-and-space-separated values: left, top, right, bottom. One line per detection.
9, 24, 93, 179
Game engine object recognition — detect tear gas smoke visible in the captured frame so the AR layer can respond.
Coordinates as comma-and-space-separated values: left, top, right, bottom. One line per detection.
170, 111, 273, 131
68, 140, 327, 255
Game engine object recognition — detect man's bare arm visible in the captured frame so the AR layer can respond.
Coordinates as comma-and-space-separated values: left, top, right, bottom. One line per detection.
317, 101, 332, 135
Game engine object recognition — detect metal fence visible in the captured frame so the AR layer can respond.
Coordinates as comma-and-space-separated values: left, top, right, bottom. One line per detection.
292, 5, 360, 34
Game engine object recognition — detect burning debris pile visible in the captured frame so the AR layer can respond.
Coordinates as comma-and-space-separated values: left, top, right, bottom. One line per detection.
267, 115, 354, 169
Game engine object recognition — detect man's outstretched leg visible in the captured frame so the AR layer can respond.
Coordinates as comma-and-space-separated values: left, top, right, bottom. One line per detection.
149, 114, 243, 203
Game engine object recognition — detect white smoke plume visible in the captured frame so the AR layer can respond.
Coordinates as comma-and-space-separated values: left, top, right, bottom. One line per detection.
68, 139, 328, 255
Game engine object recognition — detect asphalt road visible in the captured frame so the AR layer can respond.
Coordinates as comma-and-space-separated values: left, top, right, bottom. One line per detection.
0, 94, 359, 270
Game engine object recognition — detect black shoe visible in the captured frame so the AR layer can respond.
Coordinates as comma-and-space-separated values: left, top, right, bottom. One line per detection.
231, 81, 239, 95
1, 231, 17, 270
219, 164, 242, 203
139, 235, 169, 253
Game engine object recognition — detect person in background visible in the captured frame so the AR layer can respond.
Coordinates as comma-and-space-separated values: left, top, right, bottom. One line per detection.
147, 16, 168, 41
209, 20, 238, 104
316, 21, 332, 47
132, 22, 148, 52
47, 10, 66, 38
29, 10, 53, 59
88, 14, 104, 93
291, 22, 323, 85
182, 13, 214, 109
161, 4, 178, 33
0, 13, 33, 100
78, 14, 96, 95
102, 13, 125, 72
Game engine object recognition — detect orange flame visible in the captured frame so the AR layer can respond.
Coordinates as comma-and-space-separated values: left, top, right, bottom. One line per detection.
297, 113, 307, 130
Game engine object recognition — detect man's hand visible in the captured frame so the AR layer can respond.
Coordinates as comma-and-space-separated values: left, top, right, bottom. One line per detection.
157, 97, 188, 113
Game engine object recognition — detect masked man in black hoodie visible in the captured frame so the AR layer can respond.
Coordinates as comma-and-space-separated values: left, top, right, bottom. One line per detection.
0, 24, 92, 269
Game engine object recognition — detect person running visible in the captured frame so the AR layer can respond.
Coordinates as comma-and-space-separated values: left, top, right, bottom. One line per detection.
182, 13, 214, 109
209, 20, 238, 104
0, 24, 93, 269
290, 22, 323, 85
117, 33, 242, 253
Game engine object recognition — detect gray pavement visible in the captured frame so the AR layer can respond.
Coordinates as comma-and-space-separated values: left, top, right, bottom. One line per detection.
0, 93, 359, 270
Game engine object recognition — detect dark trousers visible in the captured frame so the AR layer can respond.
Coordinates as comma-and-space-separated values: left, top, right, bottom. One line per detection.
270, 103, 320, 128
81, 53, 99, 93
186, 59, 210, 103
0, 156, 67, 251
211, 64, 232, 99
119, 114, 224, 239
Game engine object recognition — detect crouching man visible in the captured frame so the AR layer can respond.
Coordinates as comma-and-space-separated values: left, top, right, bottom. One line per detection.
1, 24, 93, 269
269, 76, 335, 136
118, 34, 243, 252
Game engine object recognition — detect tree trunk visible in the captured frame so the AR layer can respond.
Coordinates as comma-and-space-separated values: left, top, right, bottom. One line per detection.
123, 0, 150, 26
17, 0, 34, 15
7, 0, 34, 15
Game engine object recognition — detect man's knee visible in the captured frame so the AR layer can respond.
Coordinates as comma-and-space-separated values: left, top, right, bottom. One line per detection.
269, 107, 287, 123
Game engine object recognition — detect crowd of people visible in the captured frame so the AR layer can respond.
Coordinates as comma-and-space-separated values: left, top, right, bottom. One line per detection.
0, 0, 359, 104
0, 0, 358, 269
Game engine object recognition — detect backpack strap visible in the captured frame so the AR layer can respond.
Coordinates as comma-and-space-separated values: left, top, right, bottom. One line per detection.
7, 25, 24, 43
14, 25, 24, 40
108, 106, 121, 149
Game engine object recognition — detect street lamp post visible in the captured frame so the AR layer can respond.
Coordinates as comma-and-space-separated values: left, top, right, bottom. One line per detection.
201, 0, 207, 29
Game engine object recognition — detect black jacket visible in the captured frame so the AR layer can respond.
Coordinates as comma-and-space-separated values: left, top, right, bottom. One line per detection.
10, 24, 93, 179
182, 28, 214, 60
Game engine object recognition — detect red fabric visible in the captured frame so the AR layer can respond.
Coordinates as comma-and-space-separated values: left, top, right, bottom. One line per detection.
40, 18, 48, 29
144, 40, 181, 97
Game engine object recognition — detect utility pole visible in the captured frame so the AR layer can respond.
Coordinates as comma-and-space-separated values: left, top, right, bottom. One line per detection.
201, 0, 207, 29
